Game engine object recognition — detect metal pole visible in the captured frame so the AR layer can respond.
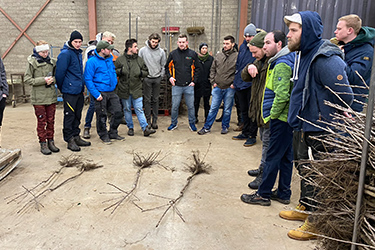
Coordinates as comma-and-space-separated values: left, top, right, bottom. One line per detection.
350, 50, 375, 250
236, 0, 241, 44
129, 12, 131, 39
165, 12, 168, 52
210, 0, 214, 52
136, 16, 139, 41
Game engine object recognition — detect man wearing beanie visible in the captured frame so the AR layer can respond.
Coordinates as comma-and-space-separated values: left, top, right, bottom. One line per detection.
197, 35, 238, 135
56, 30, 91, 152
232, 23, 258, 147
240, 31, 271, 190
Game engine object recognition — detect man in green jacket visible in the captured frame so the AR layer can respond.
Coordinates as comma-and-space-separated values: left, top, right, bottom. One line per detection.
241, 30, 295, 206
115, 39, 156, 137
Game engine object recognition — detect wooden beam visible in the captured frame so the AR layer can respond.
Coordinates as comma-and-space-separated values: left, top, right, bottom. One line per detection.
238, 0, 249, 44
87, 0, 97, 40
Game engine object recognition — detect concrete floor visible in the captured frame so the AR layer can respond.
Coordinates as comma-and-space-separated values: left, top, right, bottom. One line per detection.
0, 103, 316, 249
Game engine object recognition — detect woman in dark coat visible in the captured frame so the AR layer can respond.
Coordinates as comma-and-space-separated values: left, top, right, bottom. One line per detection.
194, 43, 213, 123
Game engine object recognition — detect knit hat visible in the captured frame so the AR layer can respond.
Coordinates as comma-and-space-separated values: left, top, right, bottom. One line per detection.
69, 30, 83, 42
199, 42, 208, 51
96, 40, 114, 51
249, 31, 267, 48
244, 23, 257, 37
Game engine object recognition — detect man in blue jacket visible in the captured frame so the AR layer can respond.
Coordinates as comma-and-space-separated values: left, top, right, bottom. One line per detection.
232, 23, 258, 147
84, 40, 124, 144
335, 14, 375, 112
279, 11, 354, 241
55, 30, 91, 151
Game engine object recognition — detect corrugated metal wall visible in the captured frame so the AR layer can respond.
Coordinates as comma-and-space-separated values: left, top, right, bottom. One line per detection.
251, 0, 375, 39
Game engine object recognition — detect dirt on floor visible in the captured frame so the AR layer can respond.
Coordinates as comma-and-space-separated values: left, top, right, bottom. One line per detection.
0, 103, 316, 250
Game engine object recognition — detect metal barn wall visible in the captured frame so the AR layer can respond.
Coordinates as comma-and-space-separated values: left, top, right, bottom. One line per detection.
251, 0, 375, 39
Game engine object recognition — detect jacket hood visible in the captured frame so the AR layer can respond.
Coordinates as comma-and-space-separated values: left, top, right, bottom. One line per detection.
62, 41, 83, 54
268, 46, 292, 64
299, 11, 323, 55
145, 40, 160, 50
222, 46, 238, 56
351, 26, 375, 45
125, 53, 138, 59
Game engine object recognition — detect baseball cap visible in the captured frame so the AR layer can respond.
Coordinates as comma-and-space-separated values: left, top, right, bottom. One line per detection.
284, 13, 302, 25
96, 40, 114, 51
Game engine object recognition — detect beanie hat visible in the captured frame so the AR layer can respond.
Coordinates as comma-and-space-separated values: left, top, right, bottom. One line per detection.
249, 31, 267, 48
199, 42, 208, 51
244, 23, 257, 37
69, 30, 83, 43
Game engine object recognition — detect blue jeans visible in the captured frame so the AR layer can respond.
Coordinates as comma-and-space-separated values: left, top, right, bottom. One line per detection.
121, 96, 148, 130
258, 119, 293, 200
84, 94, 95, 128
259, 126, 271, 171
204, 87, 235, 129
171, 85, 195, 125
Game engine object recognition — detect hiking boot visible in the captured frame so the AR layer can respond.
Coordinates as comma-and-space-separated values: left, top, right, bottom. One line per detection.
195, 118, 199, 124
189, 123, 197, 132
232, 133, 248, 140
144, 127, 156, 137
279, 203, 309, 221
83, 127, 90, 139
101, 136, 112, 145
248, 171, 263, 189
40, 142, 52, 155
221, 128, 229, 134
244, 137, 256, 147
270, 189, 290, 204
287, 219, 318, 241
240, 192, 271, 206
151, 121, 158, 129
167, 123, 178, 131
47, 139, 60, 153
197, 128, 210, 135
128, 128, 134, 136
109, 134, 125, 141
233, 123, 244, 132
247, 168, 260, 176
67, 137, 80, 152
74, 136, 91, 146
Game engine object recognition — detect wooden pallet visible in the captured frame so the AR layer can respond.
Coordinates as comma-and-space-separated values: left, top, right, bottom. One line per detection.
0, 148, 22, 181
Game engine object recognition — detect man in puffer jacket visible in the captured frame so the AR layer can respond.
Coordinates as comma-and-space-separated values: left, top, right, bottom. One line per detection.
84, 40, 125, 144
55, 30, 91, 152
241, 30, 295, 209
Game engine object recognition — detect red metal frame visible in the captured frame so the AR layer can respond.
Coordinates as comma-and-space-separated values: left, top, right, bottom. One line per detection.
1, 0, 51, 59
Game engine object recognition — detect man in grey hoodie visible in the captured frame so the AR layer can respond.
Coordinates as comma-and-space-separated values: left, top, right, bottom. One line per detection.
139, 33, 167, 129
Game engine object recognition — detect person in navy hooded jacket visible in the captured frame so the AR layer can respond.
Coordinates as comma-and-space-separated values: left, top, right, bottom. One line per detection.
56, 30, 91, 152
279, 11, 354, 241
334, 14, 375, 112
84, 40, 124, 144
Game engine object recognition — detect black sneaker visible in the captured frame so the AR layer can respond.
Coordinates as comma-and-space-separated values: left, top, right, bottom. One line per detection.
248, 172, 263, 189
101, 136, 112, 145
270, 189, 290, 204
240, 193, 271, 206
109, 134, 125, 141
144, 127, 156, 137
247, 168, 260, 176
197, 128, 210, 135
128, 128, 134, 136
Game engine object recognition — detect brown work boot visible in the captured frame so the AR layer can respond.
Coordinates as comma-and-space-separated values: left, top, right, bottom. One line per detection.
40, 142, 52, 155
47, 139, 60, 153
287, 219, 318, 241
279, 203, 309, 221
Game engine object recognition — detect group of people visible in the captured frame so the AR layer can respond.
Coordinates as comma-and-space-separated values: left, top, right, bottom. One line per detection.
237, 11, 374, 241
2, 9, 374, 241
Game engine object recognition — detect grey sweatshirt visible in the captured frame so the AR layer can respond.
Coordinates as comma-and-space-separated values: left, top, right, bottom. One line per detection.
138, 40, 166, 78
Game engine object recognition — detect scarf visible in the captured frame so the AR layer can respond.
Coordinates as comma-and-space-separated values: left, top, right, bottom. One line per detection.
32, 48, 52, 64
198, 52, 209, 62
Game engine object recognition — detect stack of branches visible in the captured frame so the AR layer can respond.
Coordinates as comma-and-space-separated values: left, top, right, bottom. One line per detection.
298, 97, 375, 249
5, 155, 102, 213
